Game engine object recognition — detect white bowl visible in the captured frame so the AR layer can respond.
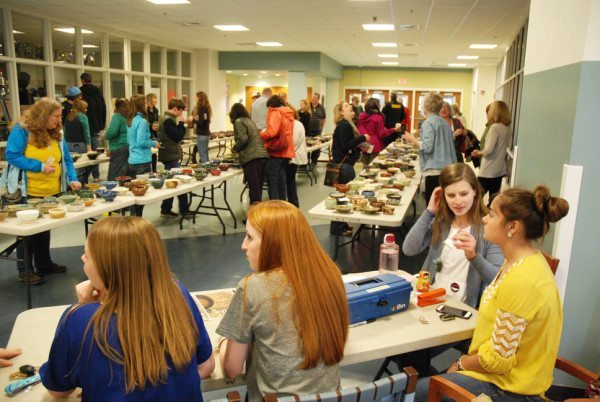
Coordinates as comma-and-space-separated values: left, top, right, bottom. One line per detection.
174, 174, 193, 183
16, 209, 40, 223
66, 202, 85, 212
136, 174, 150, 181
115, 187, 129, 196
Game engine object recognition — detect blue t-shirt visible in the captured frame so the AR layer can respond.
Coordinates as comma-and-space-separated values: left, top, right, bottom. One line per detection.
40, 284, 211, 402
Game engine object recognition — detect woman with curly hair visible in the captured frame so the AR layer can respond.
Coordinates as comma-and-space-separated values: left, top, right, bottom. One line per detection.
5, 98, 81, 284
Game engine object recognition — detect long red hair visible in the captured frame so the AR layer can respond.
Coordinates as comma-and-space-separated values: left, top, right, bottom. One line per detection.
247, 201, 349, 369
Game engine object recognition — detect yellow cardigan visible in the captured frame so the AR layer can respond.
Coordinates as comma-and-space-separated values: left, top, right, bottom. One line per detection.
461, 252, 562, 396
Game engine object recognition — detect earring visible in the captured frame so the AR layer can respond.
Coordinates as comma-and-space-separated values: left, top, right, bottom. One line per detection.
507, 232, 512, 238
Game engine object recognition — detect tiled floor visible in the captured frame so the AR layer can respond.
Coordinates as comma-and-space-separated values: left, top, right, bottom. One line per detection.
0, 158, 440, 396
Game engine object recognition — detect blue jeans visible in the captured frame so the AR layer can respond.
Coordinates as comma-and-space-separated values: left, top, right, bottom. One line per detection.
197, 135, 209, 163
266, 157, 289, 200
415, 372, 544, 402
160, 160, 189, 215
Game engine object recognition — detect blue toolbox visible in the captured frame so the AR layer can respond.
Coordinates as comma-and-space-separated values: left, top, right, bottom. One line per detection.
345, 273, 412, 324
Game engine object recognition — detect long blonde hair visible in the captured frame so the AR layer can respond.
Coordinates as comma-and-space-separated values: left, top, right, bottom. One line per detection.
247, 201, 349, 369
18, 98, 63, 148
193, 91, 212, 119
67, 99, 88, 122
78, 217, 198, 392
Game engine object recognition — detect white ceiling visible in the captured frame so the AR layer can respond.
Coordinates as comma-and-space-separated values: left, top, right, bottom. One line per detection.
3, 0, 530, 69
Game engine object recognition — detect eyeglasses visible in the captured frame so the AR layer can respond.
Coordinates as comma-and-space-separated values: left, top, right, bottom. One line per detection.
49, 114, 61, 120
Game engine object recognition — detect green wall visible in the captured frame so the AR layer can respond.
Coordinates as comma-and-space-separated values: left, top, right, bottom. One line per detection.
515, 61, 600, 376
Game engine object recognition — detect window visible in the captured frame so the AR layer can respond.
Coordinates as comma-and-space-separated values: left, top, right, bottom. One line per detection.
51, 23, 75, 64
82, 30, 102, 67
182, 80, 191, 111
12, 12, 45, 60
131, 41, 144, 72
132, 75, 145, 95
181, 52, 191, 77
0, 62, 12, 141
110, 73, 125, 100
150, 45, 162, 74
109, 37, 124, 70
167, 49, 177, 76
17, 64, 46, 109
53, 67, 79, 102
167, 79, 177, 101
0, 10, 6, 57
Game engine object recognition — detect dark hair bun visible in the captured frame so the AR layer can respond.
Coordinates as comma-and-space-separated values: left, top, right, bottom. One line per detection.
533, 186, 569, 223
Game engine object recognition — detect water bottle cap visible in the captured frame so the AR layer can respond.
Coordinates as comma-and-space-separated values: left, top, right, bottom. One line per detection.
384, 233, 395, 243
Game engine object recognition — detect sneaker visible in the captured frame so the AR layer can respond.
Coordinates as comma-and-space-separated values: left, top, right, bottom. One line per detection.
160, 211, 179, 218
17, 272, 43, 285
37, 262, 67, 274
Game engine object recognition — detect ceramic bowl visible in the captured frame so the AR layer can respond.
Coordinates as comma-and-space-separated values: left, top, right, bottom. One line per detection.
131, 184, 149, 197
219, 163, 232, 172
323, 197, 336, 209
114, 187, 129, 196
78, 189, 94, 199
382, 205, 395, 215
181, 168, 194, 175
329, 191, 346, 199
387, 194, 403, 206
96, 147, 105, 154
335, 183, 349, 193
6, 204, 32, 217
70, 153, 81, 162
136, 174, 150, 181
148, 178, 164, 189
66, 201, 85, 212
102, 181, 118, 190
170, 168, 183, 174
130, 179, 148, 187
116, 176, 132, 186
193, 172, 208, 181
16, 209, 40, 222
370, 200, 385, 210
87, 151, 99, 160
43, 196, 57, 203
353, 198, 368, 211
335, 204, 353, 214
37, 202, 58, 214
0, 210, 8, 222
175, 175, 194, 184
165, 179, 178, 189
387, 167, 400, 175
209, 169, 221, 176
408, 153, 418, 160
28, 198, 44, 207
404, 170, 416, 178
97, 190, 118, 202
85, 183, 100, 191
82, 198, 96, 207
48, 208, 66, 218
400, 178, 412, 186
58, 194, 78, 204
362, 190, 376, 198
362, 205, 380, 215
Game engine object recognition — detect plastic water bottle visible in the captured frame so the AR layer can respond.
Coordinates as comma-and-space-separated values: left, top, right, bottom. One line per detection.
379, 233, 399, 274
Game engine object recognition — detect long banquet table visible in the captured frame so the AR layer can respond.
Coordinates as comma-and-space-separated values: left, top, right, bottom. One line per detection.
0, 271, 477, 399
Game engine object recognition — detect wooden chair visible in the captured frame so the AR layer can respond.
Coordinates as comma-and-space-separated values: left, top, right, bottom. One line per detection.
542, 251, 560, 275
212, 367, 418, 402
427, 356, 598, 401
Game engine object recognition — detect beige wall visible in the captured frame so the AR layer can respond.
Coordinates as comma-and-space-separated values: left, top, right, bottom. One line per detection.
340, 68, 474, 126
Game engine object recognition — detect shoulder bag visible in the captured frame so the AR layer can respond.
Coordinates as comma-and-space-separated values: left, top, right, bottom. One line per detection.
323, 155, 348, 187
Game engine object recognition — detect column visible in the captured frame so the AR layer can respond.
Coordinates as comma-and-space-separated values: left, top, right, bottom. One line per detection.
287, 71, 306, 109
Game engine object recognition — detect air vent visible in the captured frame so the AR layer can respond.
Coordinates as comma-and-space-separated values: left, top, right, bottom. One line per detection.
182, 22, 203, 27
399, 25, 420, 30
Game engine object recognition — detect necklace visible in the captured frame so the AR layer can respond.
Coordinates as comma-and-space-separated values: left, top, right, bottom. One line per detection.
481, 257, 525, 304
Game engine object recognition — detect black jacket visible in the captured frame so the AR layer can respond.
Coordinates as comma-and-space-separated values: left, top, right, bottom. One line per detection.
382, 100, 405, 129
80, 83, 107, 133
331, 119, 366, 166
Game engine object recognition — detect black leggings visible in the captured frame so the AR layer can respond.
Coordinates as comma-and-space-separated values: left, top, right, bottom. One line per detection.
478, 176, 503, 207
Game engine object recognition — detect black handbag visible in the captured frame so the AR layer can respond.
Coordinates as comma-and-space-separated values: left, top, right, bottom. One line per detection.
323, 155, 348, 187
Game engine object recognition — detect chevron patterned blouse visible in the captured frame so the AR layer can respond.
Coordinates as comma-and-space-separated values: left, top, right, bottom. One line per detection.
459, 251, 563, 397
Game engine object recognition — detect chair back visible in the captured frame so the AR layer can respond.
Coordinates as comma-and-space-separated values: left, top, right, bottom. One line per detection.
542, 251, 560, 275
213, 367, 418, 402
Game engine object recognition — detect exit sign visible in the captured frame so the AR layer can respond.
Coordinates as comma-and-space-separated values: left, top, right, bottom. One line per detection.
397, 78, 407, 85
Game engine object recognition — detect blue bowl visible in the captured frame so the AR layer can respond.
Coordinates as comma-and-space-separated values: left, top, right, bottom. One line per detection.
148, 178, 164, 189
362, 190, 376, 198
96, 189, 118, 202
102, 181, 118, 190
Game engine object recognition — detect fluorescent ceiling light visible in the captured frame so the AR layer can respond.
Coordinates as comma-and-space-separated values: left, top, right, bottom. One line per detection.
54, 28, 94, 34
372, 42, 397, 48
147, 0, 190, 4
12, 30, 25, 34
261, 71, 266, 73
275, 73, 281, 77
469, 43, 497, 49
378, 53, 398, 58
256, 42, 282, 47
82, 44, 99, 48
362, 24, 394, 31
214, 25, 248, 31
457, 55, 479, 60
399, 24, 419, 30
243, 73, 248, 76
448, 63, 467, 67
382, 61, 399, 66
258, 76, 262, 78
226, 70, 232, 73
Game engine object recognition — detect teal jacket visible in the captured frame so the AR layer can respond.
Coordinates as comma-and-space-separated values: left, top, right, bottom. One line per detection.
3, 123, 78, 195
127, 113, 157, 165
104, 113, 128, 151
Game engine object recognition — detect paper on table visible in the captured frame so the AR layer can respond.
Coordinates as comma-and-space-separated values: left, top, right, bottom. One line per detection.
194, 289, 235, 321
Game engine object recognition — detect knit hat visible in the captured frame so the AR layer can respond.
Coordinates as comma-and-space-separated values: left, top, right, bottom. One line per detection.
66, 86, 82, 99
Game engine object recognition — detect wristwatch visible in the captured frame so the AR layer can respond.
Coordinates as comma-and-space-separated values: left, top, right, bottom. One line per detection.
455, 355, 465, 371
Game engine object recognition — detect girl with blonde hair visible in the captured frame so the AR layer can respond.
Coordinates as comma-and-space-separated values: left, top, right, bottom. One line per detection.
217, 201, 349, 401
5, 98, 80, 284
40, 216, 214, 399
